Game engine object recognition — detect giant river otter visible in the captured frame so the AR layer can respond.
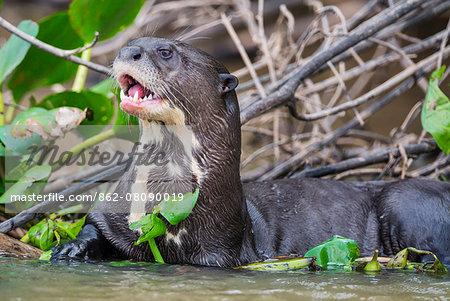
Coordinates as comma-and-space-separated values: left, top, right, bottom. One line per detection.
51, 37, 450, 267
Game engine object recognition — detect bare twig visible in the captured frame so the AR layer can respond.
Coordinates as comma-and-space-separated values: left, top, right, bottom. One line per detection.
0, 17, 111, 75
407, 154, 450, 178
260, 76, 417, 180
437, 18, 450, 69
239, 28, 448, 96
334, 168, 384, 180
240, 0, 426, 124
66, 32, 99, 56
221, 13, 266, 98
293, 140, 436, 179
287, 45, 450, 121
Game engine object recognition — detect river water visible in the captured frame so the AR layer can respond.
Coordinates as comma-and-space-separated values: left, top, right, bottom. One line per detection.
1, 257, 448, 300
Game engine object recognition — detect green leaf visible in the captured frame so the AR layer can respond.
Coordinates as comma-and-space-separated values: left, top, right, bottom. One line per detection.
0, 108, 45, 156
236, 257, 313, 271
40, 91, 114, 137
0, 164, 51, 204
27, 219, 55, 250
159, 188, 200, 225
0, 20, 38, 85
16, 106, 86, 140
55, 215, 86, 240
421, 65, 450, 154
26, 214, 86, 251
11, 108, 55, 139
40, 91, 114, 126
128, 188, 200, 262
25, 219, 45, 244
39, 250, 53, 261
363, 250, 381, 272
133, 213, 167, 245
90, 78, 116, 99
56, 204, 84, 217
114, 87, 139, 127
405, 247, 448, 273
304, 235, 360, 269
130, 214, 152, 231
1, 106, 85, 155
108, 260, 158, 267
68, 0, 145, 42
386, 248, 408, 269
39, 219, 55, 250
8, 12, 83, 102
130, 213, 166, 263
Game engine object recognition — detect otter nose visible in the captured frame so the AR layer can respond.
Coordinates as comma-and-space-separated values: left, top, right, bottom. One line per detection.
118, 46, 142, 61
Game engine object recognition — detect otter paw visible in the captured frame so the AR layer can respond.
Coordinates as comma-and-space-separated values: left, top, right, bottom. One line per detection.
51, 238, 107, 261
51, 239, 89, 260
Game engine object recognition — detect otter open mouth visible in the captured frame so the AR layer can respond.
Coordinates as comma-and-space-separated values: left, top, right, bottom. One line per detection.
118, 74, 163, 105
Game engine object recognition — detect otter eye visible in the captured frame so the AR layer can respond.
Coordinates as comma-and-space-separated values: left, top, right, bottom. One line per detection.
158, 48, 173, 59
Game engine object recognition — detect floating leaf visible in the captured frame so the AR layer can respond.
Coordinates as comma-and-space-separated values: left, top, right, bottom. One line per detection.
108, 260, 158, 267
363, 250, 381, 272
0, 20, 38, 85
236, 257, 313, 271
386, 248, 408, 269
39, 250, 53, 261
304, 235, 360, 268
8, 12, 83, 102
421, 66, 450, 154
158, 188, 200, 225
68, 0, 145, 42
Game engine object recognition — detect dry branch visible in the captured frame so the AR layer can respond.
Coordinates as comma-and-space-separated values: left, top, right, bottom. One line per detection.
239, 0, 425, 124
0, 17, 111, 75
292, 140, 437, 179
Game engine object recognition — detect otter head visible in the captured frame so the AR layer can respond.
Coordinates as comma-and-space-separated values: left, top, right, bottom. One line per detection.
113, 37, 239, 127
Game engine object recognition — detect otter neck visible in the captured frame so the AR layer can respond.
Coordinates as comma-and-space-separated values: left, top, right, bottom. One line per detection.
136, 101, 251, 266
187, 104, 250, 266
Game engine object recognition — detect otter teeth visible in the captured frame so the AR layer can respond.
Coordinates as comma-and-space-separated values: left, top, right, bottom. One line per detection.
120, 88, 158, 103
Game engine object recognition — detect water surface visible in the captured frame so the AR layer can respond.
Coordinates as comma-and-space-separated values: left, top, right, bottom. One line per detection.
1, 258, 448, 300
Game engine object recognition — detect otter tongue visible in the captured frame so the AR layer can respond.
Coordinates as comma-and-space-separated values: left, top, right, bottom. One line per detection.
128, 84, 145, 99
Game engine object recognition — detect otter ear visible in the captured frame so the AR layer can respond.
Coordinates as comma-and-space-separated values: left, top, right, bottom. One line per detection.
219, 74, 238, 95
